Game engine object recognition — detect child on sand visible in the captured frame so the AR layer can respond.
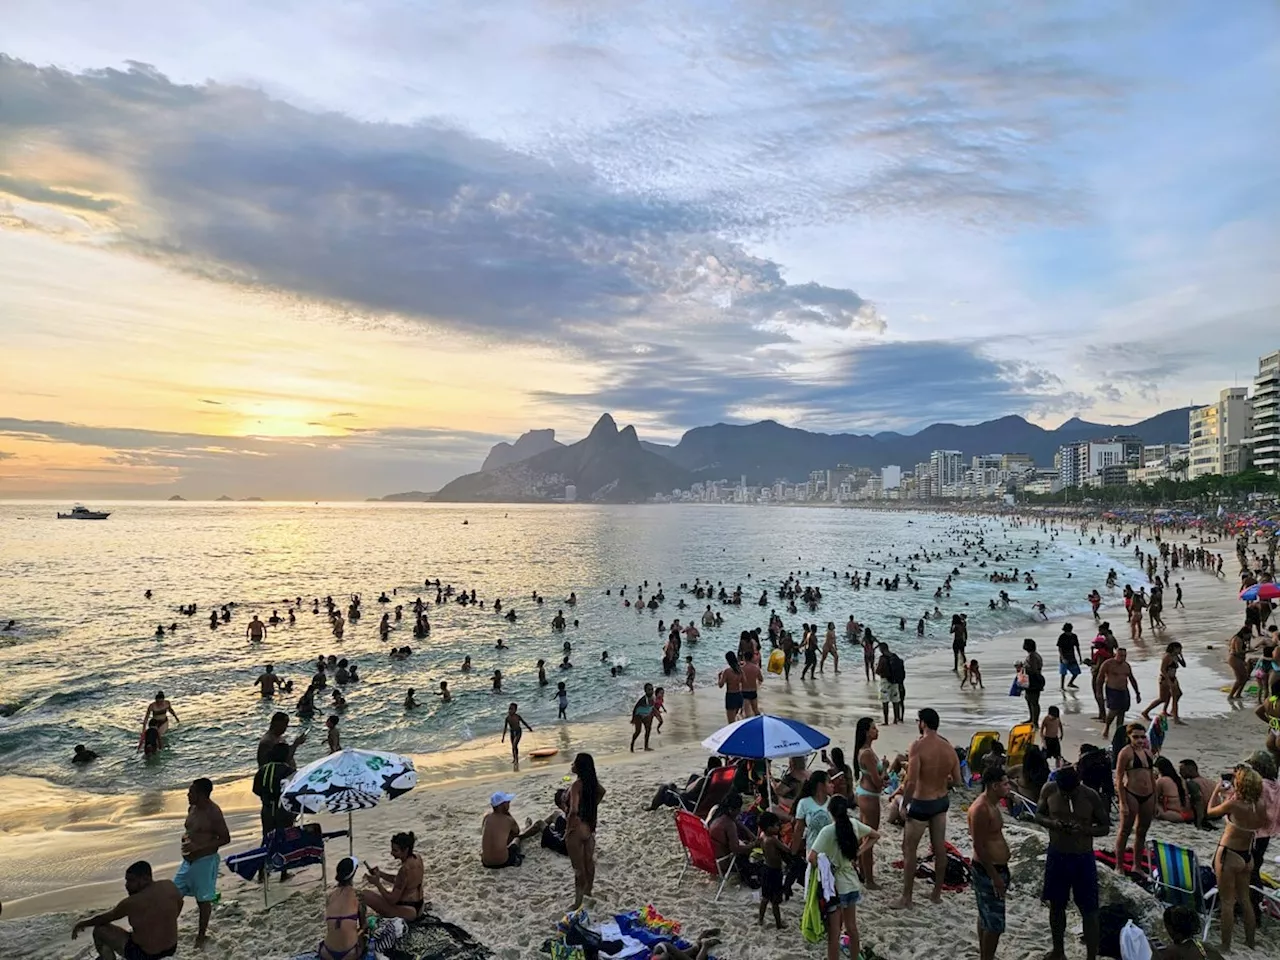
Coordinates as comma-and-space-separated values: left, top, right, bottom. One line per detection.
960, 659, 983, 689
653, 686, 666, 732
756, 811, 786, 929
685, 656, 696, 693
555, 682, 568, 720
1041, 705, 1063, 768
501, 703, 533, 770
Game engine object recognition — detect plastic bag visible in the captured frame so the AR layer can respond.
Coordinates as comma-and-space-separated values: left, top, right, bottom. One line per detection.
1118, 919, 1152, 960
767, 649, 786, 675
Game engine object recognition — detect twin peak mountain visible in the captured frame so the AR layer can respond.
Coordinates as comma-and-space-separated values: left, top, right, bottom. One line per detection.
431, 407, 1193, 503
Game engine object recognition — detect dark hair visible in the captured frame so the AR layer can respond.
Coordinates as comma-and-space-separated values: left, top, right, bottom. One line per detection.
982, 765, 1008, 789
1022, 745, 1050, 795
853, 717, 875, 776
799, 769, 829, 800
918, 707, 940, 731
335, 857, 358, 884
705, 756, 723, 772
390, 831, 416, 853
191, 777, 213, 797
270, 711, 289, 728
722, 790, 744, 813
1022, 638, 1036, 651
1164, 905, 1200, 942
125, 860, 153, 879
724, 651, 741, 674
573, 752, 601, 828
1154, 756, 1187, 807
758, 810, 780, 831
828, 795, 859, 861
829, 747, 852, 787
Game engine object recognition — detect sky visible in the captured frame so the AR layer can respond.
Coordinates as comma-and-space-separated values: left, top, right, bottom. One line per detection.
1, 1, 1278, 498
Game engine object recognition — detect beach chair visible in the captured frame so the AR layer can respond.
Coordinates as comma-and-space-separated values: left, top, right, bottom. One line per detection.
1006, 722, 1035, 767
674, 810, 737, 901
1148, 839, 1218, 938
223, 823, 350, 909
684, 763, 739, 819
1005, 788, 1038, 820
965, 730, 1001, 784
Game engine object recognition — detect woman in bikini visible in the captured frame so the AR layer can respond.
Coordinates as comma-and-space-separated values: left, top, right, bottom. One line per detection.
1256, 686, 1280, 756
1141, 642, 1186, 723
318, 857, 365, 960
566, 752, 605, 909
717, 652, 745, 723
363, 831, 424, 921
852, 717, 884, 889
1227, 625, 1254, 700
1113, 723, 1157, 875
1207, 765, 1267, 951
1153, 757, 1194, 823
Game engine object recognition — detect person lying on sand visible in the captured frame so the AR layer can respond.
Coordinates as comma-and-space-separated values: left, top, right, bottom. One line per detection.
651, 929, 722, 960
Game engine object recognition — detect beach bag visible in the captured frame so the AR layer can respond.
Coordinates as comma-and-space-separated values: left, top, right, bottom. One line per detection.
801, 869, 826, 944
767, 649, 786, 675
1118, 920, 1152, 960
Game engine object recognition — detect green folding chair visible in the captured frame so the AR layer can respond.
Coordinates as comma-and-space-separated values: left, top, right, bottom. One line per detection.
1148, 839, 1218, 938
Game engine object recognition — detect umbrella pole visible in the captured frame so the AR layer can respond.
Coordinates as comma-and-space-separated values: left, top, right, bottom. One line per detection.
348, 811, 354, 858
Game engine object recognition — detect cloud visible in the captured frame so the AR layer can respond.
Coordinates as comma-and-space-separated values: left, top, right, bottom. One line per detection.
535, 339, 1085, 434
0, 417, 506, 497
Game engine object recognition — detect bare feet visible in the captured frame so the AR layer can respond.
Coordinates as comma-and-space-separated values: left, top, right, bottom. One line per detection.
930, 889, 943, 903
890, 898, 913, 910
864, 880, 881, 890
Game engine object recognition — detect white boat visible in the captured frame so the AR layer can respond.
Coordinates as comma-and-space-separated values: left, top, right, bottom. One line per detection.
56, 504, 111, 520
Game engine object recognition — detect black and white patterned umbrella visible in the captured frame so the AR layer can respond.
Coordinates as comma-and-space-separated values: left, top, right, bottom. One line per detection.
281, 748, 417, 815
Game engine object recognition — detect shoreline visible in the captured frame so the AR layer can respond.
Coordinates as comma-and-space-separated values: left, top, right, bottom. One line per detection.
1, 539, 1247, 908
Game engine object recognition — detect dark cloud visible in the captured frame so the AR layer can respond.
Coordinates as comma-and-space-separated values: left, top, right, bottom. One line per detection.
0, 173, 117, 212
536, 339, 1086, 433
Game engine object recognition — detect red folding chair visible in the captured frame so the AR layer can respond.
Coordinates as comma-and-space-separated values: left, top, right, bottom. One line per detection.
688, 763, 739, 819
674, 810, 738, 901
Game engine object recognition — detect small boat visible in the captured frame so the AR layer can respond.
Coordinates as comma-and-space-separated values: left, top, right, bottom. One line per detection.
57, 504, 111, 520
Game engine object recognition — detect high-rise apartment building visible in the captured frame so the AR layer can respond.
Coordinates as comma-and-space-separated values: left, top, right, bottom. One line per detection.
929, 450, 964, 490
1189, 387, 1252, 479
1250, 350, 1280, 476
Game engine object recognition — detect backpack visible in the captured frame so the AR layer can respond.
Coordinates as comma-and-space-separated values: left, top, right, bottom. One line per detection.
888, 654, 906, 685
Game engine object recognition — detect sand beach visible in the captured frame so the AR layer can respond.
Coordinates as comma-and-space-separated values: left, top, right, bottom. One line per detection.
2, 525, 1278, 960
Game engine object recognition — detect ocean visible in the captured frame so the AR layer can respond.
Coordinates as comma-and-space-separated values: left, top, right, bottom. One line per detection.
0, 501, 1147, 795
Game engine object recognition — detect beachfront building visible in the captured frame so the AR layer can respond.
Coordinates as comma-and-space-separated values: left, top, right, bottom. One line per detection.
929, 449, 964, 493
1189, 387, 1252, 479
1001, 453, 1035, 475
1058, 436, 1142, 488
1136, 442, 1191, 483
1249, 349, 1280, 476
881, 464, 902, 490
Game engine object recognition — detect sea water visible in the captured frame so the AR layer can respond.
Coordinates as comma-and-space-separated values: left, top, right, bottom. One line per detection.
0, 501, 1146, 793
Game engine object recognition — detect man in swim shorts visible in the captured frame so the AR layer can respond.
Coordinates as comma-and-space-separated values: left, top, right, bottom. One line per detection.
1098, 648, 1140, 738
72, 860, 183, 960
481, 791, 544, 868
173, 778, 229, 949
968, 765, 1012, 960
1035, 764, 1109, 960
895, 708, 962, 908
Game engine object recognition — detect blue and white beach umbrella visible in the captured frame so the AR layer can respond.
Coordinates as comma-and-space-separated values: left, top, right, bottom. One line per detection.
701, 714, 830, 760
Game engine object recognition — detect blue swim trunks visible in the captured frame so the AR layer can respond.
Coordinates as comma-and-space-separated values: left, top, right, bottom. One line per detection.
972, 863, 1010, 933
174, 854, 220, 903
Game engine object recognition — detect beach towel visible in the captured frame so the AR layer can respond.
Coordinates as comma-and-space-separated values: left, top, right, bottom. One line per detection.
801, 868, 827, 944
383, 913, 491, 960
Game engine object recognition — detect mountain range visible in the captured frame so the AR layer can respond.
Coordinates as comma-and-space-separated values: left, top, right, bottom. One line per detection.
421, 407, 1194, 502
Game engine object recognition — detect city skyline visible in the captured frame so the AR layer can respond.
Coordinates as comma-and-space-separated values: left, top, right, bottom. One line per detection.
2, 2, 1278, 498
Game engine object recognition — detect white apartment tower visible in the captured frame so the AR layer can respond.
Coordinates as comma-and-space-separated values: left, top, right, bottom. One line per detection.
929, 450, 964, 490
1250, 349, 1280, 476
1189, 387, 1252, 479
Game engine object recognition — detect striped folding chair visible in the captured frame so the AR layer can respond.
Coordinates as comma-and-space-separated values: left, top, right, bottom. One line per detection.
1148, 839, 1218, 938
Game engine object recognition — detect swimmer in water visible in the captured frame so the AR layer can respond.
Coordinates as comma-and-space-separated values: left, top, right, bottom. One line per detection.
438, 681, 452, 703
254, 664, 284, 698
405, 688, 419, 710
246, 615, 267, 642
